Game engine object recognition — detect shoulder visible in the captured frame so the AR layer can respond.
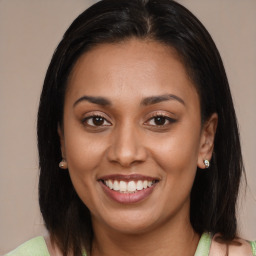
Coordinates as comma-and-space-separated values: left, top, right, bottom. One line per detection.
209, 234, 256, 256
3, 236, 50, 256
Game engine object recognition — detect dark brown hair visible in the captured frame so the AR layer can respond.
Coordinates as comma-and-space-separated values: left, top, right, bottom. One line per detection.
37, 0, 243, 255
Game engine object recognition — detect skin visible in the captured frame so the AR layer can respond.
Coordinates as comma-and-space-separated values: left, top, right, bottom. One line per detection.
58, 39, 218, 256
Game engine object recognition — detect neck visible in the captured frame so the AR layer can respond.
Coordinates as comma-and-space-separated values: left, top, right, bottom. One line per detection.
91, 213, 200, 256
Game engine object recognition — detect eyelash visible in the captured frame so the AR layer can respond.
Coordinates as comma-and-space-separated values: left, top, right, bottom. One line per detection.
82, 114, 111, 127
82, 113, 176, 128
144, 113, 176, 127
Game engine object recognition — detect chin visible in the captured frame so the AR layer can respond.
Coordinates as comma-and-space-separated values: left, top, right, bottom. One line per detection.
92, 207, 163, 235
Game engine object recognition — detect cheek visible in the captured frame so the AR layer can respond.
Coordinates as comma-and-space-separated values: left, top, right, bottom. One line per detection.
149, 124, 201, 186
64, 130, 106, 171
151, 136, 200, 213
63, 131, 107, 211
63, 132, 108, 204
153, 131, 200, 168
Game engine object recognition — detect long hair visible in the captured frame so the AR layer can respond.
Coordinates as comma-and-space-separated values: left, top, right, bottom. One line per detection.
37, 0, 243, 255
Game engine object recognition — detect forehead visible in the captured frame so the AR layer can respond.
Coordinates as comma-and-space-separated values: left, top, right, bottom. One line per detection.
66, 39, 198, 106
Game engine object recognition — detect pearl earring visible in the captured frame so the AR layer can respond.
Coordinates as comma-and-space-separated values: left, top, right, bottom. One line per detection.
59, 159, 68, 169
203, 159, 210, 169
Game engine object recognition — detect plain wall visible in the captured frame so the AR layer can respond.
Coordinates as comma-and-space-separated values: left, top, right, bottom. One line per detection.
0, 0, 255, 254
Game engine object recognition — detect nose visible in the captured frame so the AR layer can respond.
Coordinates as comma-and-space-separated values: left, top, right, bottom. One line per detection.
106, 123, 147, 167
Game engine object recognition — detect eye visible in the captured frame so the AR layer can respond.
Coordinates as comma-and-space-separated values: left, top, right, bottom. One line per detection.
83, 115, 111, 127
146, 114, 176, 127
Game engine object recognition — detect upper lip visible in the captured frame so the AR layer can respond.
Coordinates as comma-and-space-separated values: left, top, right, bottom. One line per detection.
98, 174, 160, 181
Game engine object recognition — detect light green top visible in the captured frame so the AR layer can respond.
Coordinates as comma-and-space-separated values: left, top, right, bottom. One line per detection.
4, 233, 256, 256
4, 237, 50, 256
194, 232, 212, 256
251, 240, 256, 255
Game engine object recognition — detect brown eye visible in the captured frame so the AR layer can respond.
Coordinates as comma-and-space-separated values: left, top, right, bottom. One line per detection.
154, 116, 166, 126
83, 115, 111, 127
146, 115, 176, 127
92, 116, 104, 126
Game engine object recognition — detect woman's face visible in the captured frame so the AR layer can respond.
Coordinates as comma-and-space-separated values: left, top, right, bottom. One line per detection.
59, 39, 216, 234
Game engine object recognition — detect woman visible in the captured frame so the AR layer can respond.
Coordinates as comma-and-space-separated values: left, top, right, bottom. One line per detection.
5, 0, 255, 255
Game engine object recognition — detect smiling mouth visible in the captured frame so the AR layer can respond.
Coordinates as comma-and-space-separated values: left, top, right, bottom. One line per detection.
100, 179, 159, 193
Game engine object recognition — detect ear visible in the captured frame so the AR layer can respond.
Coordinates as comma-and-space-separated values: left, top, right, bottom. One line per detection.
197, 113, 218, 169
57, 124, 66, 159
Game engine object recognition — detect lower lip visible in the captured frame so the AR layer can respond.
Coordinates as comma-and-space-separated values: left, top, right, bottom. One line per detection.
100, 182, 157, 204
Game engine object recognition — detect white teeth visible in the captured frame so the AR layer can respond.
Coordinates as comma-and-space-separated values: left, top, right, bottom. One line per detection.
104, 179, 157, 193
108, 180, 113, 189
119, 181, 127, 192
148, 181, 153, 187
127, 181, 136, 192
136, 180, 143, 191
113, 180, 119, 191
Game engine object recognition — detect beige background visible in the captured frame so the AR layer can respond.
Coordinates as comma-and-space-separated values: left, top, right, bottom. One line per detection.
0, 0, 255, 254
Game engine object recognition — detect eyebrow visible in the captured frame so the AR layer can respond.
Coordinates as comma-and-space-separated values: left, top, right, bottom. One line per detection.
73, 93, 185, 108
73, 96, 112, 107
141, 94, 185, 106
